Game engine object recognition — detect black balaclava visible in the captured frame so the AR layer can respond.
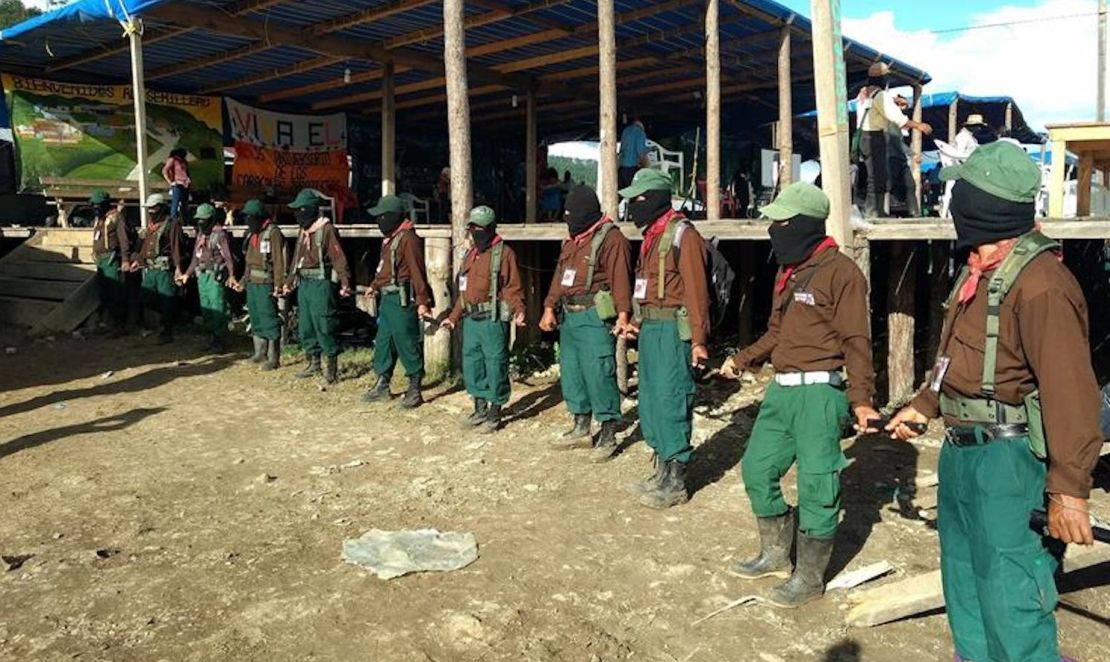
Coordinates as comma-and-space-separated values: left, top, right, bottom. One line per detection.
197, 217, 215, 235
377, 211, 405, 237
470, 224, 497, 252
969, 124, 998, 145
246, 213, 265, 234
93, 203, 111, 220
767, 215, 827, 265
149, 205, 168, 224
564, 184, 603, 236
949, 180, 1034, 250
868, 74, 889, 89
628, 189, 671, 229
295, 205, 319, 228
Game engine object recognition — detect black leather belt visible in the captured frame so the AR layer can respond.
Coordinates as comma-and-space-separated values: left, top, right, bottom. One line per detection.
945, 424, 1029, 447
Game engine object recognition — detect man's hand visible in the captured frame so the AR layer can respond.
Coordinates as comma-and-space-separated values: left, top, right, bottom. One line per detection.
512, 311, 526, 327
417, 304, 431, 320
539, 307, 558, 332
611, 312, 631, 337
853, 405, 883, 434
622, 321, 640, 341
176, 273, 189, 286
441, 317, 457, 331
720, 356, 743, 380
691, 344, 708, 369
228, 279, 242, 292
282, 283, 293, 296
919, 122, 934, 136
885, 406, 930, 440
339, 285, 352, 298
364, 286, 377, 300
1047, 493, 1094, 545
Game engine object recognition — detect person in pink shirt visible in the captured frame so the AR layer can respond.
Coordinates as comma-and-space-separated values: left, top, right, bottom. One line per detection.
162, 148, 192, 219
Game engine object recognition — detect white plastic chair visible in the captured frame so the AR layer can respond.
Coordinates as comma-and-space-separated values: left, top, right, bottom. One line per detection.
933, 139, 967, 220
399, 193, 430, 223
646, 139, 685, 193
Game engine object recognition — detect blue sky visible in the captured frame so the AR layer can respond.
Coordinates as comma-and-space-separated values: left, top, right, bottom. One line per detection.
776, 0, 1047, 30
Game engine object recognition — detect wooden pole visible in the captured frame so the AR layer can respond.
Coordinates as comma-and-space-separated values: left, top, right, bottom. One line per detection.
911, 84, 923, 212
381, 61, 396, 197
1100, 0, 1107, 122
777, 24, 793, 189
443, 0, 472, 273
808, 0, 853, 254
424, 235, 452, 378
526, 89, 538, 224
1004, 101, 1013, 133
598, 0, 619, 219
947, 97, 958, 145
887, 242, 916, 404
126, 18, 150, 229
706, 0, 721, 220
1077, 155, 1093, 217
1048, 138, 1067, 218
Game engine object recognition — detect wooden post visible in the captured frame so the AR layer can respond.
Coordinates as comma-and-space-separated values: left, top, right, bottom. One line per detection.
1099, 0, 1107, 122
126, 18, 150, 229
381, 61, 396, 197
947, 97, 958, 145
443, 0, 472, 274
777, 25, 793, 189
808, 1, 853, 254
706, 0, 721, 220
1004, 101, 1013, 133
911, 84, 923, 213
887, 242, 915, 403
424, 235, 452, 378
737, 242, 757, 344
525, 89, 538, 224
1077, 155, 1093, 217
598, 0, 619, 219
1049, 138, 1067, 218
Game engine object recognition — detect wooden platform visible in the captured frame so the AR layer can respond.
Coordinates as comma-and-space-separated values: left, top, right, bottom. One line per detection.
0, 229, 99, 333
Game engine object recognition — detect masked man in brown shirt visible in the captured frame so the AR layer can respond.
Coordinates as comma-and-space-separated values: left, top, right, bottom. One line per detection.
442, 206, 525, 433
90, 190, 131, 337
620, 169, 710, 510
888, 141, 1100, 662
363, 195, 433, 409
131, 193, 185, 345
236, 199, 286, 371
540, 184, 633, 461
720, 182, 879, 608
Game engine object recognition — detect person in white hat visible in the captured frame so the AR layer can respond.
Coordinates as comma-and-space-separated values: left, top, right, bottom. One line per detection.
953, 113, 997, 158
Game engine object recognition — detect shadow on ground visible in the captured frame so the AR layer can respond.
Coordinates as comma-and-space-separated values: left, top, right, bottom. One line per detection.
0, 407, 167, 460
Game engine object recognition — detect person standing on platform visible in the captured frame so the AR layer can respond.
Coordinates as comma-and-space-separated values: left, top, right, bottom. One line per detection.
540, 184, 632, 462
162, 148, 191, 220
131, 194, 185, 345
887, 141, 1100, 662
441, 206, 526, 434
620, 169, 709, 509
177, 203, 239, 352
237, 199, 286, 370
90, 190, 131, 337
618, 116, 651, 190
720, 182, 879, 608
362, 195, 433, 409
283, 190, 352, 385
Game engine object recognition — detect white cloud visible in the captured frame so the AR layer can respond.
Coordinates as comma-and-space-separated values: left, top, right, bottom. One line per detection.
842, 0, 1104, 131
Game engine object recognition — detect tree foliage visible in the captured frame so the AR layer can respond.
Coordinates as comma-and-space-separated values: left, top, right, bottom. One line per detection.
0, 0, 43, 31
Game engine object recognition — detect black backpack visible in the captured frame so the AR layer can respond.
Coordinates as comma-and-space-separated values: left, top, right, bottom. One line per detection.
669, 222, 736, 331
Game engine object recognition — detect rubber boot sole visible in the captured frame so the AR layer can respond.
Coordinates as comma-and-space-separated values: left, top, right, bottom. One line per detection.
727, 566, 792, 580
765, 590, 823, 609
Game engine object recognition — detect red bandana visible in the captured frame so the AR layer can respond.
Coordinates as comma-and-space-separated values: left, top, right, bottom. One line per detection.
466, 234, 503, 263
640, 209, 682, 259
957, 238, 1019, 304
572, 216, 611, 246
250, 220, 272, 248
775, 236, 839, 293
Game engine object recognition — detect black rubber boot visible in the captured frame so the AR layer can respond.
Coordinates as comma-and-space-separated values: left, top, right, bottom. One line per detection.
296, 354, 322, 379
262, 339, 281, 371
323, 355, 339, 385
480, 404, 503, 434
625, 454, 663, 494
638, 460, 689, 509
549, 414, 592, 450
210, 335, 226, 353
249, 336, 266, 363
729, 509, 795, 579
399, 375, 424, 409
589, 419, 620, 463
461, 399, 489, 428
766, 532, 835, 609
362, 374, 392, 403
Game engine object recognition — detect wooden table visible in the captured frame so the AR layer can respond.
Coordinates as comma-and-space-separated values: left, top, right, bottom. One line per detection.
1047, 122, 1110, 217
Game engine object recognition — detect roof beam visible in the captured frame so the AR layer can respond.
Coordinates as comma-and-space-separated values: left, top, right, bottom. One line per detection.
312, 75, 450, 111
200, 55, 348, 94
468, 28, 569, 58
257, 66, 411, 104
145, 41, 274, 81
309, 0, 438, 36
381, 0, 575, 50
537, 56, 657, 82
395, 84, 507, 110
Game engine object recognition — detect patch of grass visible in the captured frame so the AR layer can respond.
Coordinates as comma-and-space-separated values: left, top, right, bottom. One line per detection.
340, 347, 376, 380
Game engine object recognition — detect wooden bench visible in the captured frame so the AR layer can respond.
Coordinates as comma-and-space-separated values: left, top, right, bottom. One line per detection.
40, 177, 169, 227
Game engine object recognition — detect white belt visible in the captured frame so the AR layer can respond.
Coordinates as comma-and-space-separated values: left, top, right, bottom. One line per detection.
774, 371, 844, 387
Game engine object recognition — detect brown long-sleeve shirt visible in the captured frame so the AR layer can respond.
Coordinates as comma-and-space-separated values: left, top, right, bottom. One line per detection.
448, 239, 525, 325
371, 228, 432, 308
184, 227, 235, 278
634, 221, 711, 346
730, 249, 875, 408
244, 223, 287, 288
92, 210, 130, 262
135, 218, 185, 271
543, 221, 633, 314
910, 253, 1102, 498
286, 222, 350, 290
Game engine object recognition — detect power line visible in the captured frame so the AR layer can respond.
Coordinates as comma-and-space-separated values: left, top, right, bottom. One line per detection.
928, 10, 1098, 35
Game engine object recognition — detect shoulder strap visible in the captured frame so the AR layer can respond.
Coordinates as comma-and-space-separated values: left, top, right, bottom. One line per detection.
584, 222, 616, 293
656, 220, 685, 299
981, 231, 1060, 395
314, 225, 326, 268
489, 241, 504, 309
389, 229, 412, 286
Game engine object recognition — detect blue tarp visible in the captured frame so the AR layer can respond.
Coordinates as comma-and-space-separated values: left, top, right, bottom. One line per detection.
0, 0, 169, 41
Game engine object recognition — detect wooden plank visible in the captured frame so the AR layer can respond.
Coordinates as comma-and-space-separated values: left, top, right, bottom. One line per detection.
0, 276, 77, 302
809, 0, 853, 255
35, 275, 99, 334
258, 66, 410, 105
309, 0, 438, 36
128, 20, 150, 229
200, 55, 348, 95
0, 261, 95, 282
381, 62, 397, 197
706, 0, 722, 220
887, 241, 916, 403
525, 90, 538, 224
777, 25, 793, 188
444, 0, 474, 279
145, 41, 274, 81
1077, 155, 1095, 217
0, 296, 56, 328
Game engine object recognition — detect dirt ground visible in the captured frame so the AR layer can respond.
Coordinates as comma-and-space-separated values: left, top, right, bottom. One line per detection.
1, 328, 1107, 662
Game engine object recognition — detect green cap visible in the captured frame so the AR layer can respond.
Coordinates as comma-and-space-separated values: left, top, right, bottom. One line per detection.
288, 188, 323, 209
144, 193, 166, 208
760, 182, 830, 221
367, 194, 408, 216
467, 205, 496, 227
939, 140, 1040, 204
242, 199, 266, 217
618, 168, 673, 198
89, 190, 109, 205
194, 203, 215, 220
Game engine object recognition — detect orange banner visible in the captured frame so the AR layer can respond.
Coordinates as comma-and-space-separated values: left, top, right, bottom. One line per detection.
231, 141, 348, 195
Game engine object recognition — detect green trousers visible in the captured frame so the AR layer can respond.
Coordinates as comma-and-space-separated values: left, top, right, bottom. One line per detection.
559, 308, 620, 422
197, 271, 228, 340
373, 291, 424, 378
141, 268, 176, 340
96, 254, 126, 327
638, 320, 694, 464
298, 278, 339, 357
938, 434, 1060, 662
462, 316, 510, 405
246, 282, 281, 341
741, 382, 848, 538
